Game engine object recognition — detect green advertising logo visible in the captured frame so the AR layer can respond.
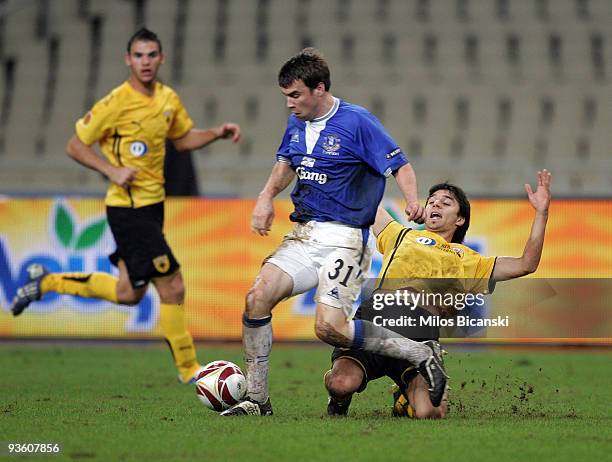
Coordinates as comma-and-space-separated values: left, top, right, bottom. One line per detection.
54, 204, 107, 250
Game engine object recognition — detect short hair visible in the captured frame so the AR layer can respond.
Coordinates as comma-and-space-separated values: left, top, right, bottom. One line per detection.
126, 27, 162, 53
278, 48, 331, 91
427, 182, 471, 244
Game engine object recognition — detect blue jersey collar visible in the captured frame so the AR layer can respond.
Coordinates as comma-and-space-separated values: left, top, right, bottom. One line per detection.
310, 97, 340, 124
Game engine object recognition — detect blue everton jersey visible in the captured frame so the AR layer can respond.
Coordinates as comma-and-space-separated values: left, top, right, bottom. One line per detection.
277, 98, 409, 227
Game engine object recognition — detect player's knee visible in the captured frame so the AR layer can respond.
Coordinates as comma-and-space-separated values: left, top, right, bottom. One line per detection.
167, 283, 185, 304
156, 275, 185, 304
245, 284, 272, 317
325, 371, 360, 397
117, 291, 143, 306
414, 404, 445, 420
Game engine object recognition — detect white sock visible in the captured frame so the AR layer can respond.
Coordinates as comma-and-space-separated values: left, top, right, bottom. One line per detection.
352, 319, 431, 365
243, 315, 272, 403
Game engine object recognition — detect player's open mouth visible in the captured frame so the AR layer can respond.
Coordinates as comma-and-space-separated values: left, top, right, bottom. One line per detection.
430, 212, 442, 220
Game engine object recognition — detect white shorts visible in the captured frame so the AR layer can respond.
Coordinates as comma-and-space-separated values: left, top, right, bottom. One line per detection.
265, 221, 372, 317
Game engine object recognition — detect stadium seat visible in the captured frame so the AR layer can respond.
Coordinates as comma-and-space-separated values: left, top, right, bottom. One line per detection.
0, 0, 610, 196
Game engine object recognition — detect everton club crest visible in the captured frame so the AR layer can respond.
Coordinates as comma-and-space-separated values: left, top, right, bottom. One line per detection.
322, 134, 341, 155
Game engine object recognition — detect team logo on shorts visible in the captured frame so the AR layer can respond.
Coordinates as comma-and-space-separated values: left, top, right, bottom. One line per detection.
327, 287, 340, 299
322, 134, 341, 155
416, 237, 436, 246
153, 254, 170, 273
130, 141, 148, 157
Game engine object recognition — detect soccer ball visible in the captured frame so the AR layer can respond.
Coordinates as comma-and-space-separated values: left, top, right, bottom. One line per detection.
194, 360, 246, 412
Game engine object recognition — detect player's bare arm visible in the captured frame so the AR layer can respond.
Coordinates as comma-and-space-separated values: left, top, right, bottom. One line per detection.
392, 163, 425, 223
492, 169, 552, 282
66, 135, 137, 189
372, 207, 395, 237
251, 161, 296, 236
172, 122, 241, 151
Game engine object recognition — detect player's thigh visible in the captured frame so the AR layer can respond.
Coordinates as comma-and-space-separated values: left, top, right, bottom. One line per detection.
245, 262, 295, 318
263, 237, 319, 298
152, 270, 185, 304
406, 373, 447, 419
116, 259, 147, 305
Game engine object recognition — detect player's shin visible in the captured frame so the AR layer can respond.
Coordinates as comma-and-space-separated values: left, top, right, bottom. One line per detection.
350, 319, 430, 365
243, 314, 272, 403
41, 272, 119, 302
160, 303, 200, 382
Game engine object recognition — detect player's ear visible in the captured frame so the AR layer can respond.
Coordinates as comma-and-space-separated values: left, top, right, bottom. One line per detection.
455, 216, 465, 227
314, 82, 325, 96
159, 52, 166, 65
124, 52, 131, 66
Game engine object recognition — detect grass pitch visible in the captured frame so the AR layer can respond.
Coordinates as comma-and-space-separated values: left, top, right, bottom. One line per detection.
0, 342, 610, 462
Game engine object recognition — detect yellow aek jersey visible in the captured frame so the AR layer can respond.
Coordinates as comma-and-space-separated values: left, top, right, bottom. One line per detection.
75, 81, 194, 208
376, 221, 496, 293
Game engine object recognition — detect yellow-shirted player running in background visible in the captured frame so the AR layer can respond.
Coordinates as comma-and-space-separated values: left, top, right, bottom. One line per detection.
325, 170, 551, 418
11, 28, 241, 384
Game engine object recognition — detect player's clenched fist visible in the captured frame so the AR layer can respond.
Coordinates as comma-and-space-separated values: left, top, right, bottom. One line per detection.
108, 166, 138, 189
406, 201, 425, 224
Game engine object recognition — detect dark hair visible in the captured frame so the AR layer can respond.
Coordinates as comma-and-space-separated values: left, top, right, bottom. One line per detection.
278, 48, 331, 91
127, 27, 162, 53
427, 182, 471, 244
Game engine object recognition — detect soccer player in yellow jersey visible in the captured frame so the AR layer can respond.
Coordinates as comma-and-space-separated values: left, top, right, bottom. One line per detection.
325, 170, 552, 418
11, 28, 241, 384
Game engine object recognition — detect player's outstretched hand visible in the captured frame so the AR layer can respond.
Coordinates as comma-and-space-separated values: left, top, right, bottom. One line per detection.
251, 195, 274, 236
108, 166, 138, 189
216, 123, 241, 143
525, 169, 552, 214
406, 201, 425, 224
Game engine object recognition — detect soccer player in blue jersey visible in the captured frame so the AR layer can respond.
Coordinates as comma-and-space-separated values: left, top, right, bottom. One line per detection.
221, 48, 451, 417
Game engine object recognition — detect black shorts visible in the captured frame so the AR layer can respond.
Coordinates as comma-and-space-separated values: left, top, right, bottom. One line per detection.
331, 347, 418, 393
106, 202, 180, 288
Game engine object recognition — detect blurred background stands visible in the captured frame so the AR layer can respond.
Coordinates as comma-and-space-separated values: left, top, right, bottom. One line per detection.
0, 0, 610, 197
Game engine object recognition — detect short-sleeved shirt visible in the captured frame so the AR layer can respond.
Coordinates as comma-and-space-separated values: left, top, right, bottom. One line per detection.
276, 98, 409, 228
376, 221, 496, 294
75, 81, 193, 208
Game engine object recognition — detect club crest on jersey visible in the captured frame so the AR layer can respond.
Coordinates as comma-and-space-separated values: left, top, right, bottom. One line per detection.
153, 254, 170, 273
129, 141, 148, 157
301, 156, 315, 167
163, 110, 173, 124
290, 130, 300, 143
322, 134, 341, 155
452, 247, 465, 258
416, 237, 436, 246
